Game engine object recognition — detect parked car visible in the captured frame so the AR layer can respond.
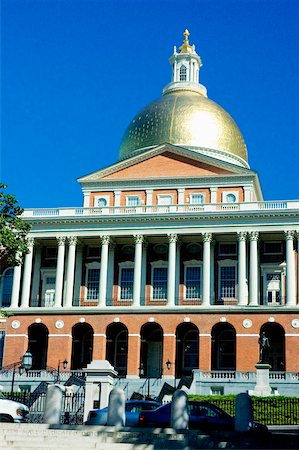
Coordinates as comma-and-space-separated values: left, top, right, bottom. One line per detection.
85, 399, 161, 426
139, 400, 268, 432
0, 392, 29, 423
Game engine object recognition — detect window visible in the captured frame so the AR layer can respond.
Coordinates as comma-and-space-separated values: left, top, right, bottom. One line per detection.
185, 266, 201, 299
0, 268, 13, 307
120, 267, 134, 300
87, 246, 100, 258
226, 194, 236, 203
0, 331, 5, 368
264, 242, 283, 255
219, 266, 236, 299
152, 267, 168, 300
126, 196, 140, 207
190, 194, 204, 204
180, 65, 187, 81
219, 243, 237, 256
210, 386, 224, 396
97, 198, 107, 207
86, 267, 100, 300
45, 247, 57, 259
94, 195, 110, 208
222, 191, 239, 204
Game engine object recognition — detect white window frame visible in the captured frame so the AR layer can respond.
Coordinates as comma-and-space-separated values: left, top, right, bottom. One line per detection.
125, 195, 141, 207
222, 191, 239, 203
157, 194, 174, 206
190, 193, 205, 205
93, 195, 110, 208
118, 262, 134, 301
0, 267, 14, 308
183, 260, 202, 300
84, 262, 101, 302
260, 263, 286, 305
150, 260, 168, 301
217, 259, 238, 301
41, 268, 56, 307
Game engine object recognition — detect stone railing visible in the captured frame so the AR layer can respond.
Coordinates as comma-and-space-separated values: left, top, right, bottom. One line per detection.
22, 200, 299, 218
194, 370, 299, 383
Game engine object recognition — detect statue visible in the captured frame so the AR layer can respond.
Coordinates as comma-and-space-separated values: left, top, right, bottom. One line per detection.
258, 332, 270, 364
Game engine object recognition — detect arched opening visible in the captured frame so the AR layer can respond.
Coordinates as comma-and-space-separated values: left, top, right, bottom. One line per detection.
71, 323, 94, 370
260, 323, 285, 370
106, 323, 128, 377
176, 323, 199, 377
179, 65, 187, 81
28, 324, 49, 369
211, 323, 236, 370
140, 323, 163, 378
0, 267, 13, 307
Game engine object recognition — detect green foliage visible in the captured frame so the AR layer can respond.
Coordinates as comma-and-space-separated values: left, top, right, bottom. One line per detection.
0, 183, 30, 266
188, 395, 299, 425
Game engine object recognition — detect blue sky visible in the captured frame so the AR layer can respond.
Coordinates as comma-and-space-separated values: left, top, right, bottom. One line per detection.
1, 0, 299, 207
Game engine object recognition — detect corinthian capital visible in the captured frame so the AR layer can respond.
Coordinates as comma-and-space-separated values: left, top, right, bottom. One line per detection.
237, 231, 247, 241
57, 236, 66, 246
27, 237, 35, 248
100, 235, 110, 245
203, 232, 212, 243
168, 233, 178, 243
249, 231, 259, 241
134, 234, 144, 245
285, 230, 295, 241
68, 236, 77, 246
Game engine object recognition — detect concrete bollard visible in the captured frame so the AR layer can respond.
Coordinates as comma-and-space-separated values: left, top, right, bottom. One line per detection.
235, 392, 253, 432
44, 384, 66, 425
171, 390, 189, 430
107, 388, 126, 426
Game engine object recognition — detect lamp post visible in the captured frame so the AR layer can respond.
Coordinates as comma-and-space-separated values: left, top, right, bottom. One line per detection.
56, 359, 68, 383
166, 359, 176, 389
139, 362, 150, 399
11, 350, 33, 394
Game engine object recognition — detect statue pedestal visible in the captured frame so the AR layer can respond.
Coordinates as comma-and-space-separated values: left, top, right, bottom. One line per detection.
251, 363, 272, 396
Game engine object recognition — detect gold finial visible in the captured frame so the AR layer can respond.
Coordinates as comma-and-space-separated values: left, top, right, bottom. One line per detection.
179, 29, 193, 54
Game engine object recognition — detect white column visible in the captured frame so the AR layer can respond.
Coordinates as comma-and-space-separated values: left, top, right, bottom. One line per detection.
210, 240, 215, 304
238, 232, 248, 306
31, 244, 41, 307
140, 242, 148, 306
83, 192, 91, 207
11, 255, 22, 308
285, 231, 296, 306
202, 232, 212, 306
175, 240, 181, 302
133, 235, 143, 307
20, 238, 34, 308
177, 188, 185, 205
244, 187, 253, 202
55, 237, 66, 307
99, 235, 110, 307
114, 191, 121, 207
64, 236, 77, 307
146, 190, 153, 206
249, 232, 259, 306
210, 187, 217, 204
297, 230, 299, 306
167, 234, 177, 306
173, 59, 177, 82
107, 243, 115, 306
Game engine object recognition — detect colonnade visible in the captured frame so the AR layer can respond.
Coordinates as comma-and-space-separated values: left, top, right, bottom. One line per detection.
9, 230, 299, 309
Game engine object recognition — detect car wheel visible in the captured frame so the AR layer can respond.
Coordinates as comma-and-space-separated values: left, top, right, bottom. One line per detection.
0, 414, 14, 422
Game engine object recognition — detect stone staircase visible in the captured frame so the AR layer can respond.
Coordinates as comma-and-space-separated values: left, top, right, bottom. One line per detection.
1, 423, 298, 449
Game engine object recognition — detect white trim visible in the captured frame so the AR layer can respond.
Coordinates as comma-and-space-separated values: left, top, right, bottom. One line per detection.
150, 260, 168, 301
157, 194, 174, 206
217, 259, 238, 301
189, 193, 205, 205
285, 334, 299, 337
128, 333, 141, 337
222, 191, 239, 204
199, 333, 211, 337
48, 334, 72, 337
183, 260, 202, 300
163, 333, 176, 337
84, 261, 101, 302
5, 334, 28, 338
125, 195, 141, 207
118, 261, 134, 301
236, 334, 260, 337
93, 333, 106, 337
260, 263, 286, 306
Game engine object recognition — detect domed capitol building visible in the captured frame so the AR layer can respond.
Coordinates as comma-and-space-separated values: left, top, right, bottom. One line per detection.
1, 31, 299, 397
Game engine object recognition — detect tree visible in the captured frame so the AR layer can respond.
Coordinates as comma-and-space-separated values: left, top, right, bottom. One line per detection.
0, 183, 30, 266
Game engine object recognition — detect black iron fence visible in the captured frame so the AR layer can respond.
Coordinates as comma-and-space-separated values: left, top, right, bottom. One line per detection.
207, 397, 299, 425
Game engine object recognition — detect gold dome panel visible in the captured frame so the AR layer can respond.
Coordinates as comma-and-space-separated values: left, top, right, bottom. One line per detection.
119, 90, 247, 164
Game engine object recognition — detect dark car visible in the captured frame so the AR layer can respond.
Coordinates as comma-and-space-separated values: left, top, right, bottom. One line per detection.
139, 400, 268, 432
85, 399, 161, 426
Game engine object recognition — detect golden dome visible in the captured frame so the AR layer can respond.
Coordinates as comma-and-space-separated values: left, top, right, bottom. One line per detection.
119, 89, 248, 165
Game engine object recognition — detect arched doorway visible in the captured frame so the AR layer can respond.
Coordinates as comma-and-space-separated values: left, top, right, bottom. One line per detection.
71, 323, 94, 369
211, 323, 236, 370
28, 324, 49, 369
260, 323, 285, 370
106, 323, 128, 377
140, 323, 163, 378
176, 323, 199, 377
